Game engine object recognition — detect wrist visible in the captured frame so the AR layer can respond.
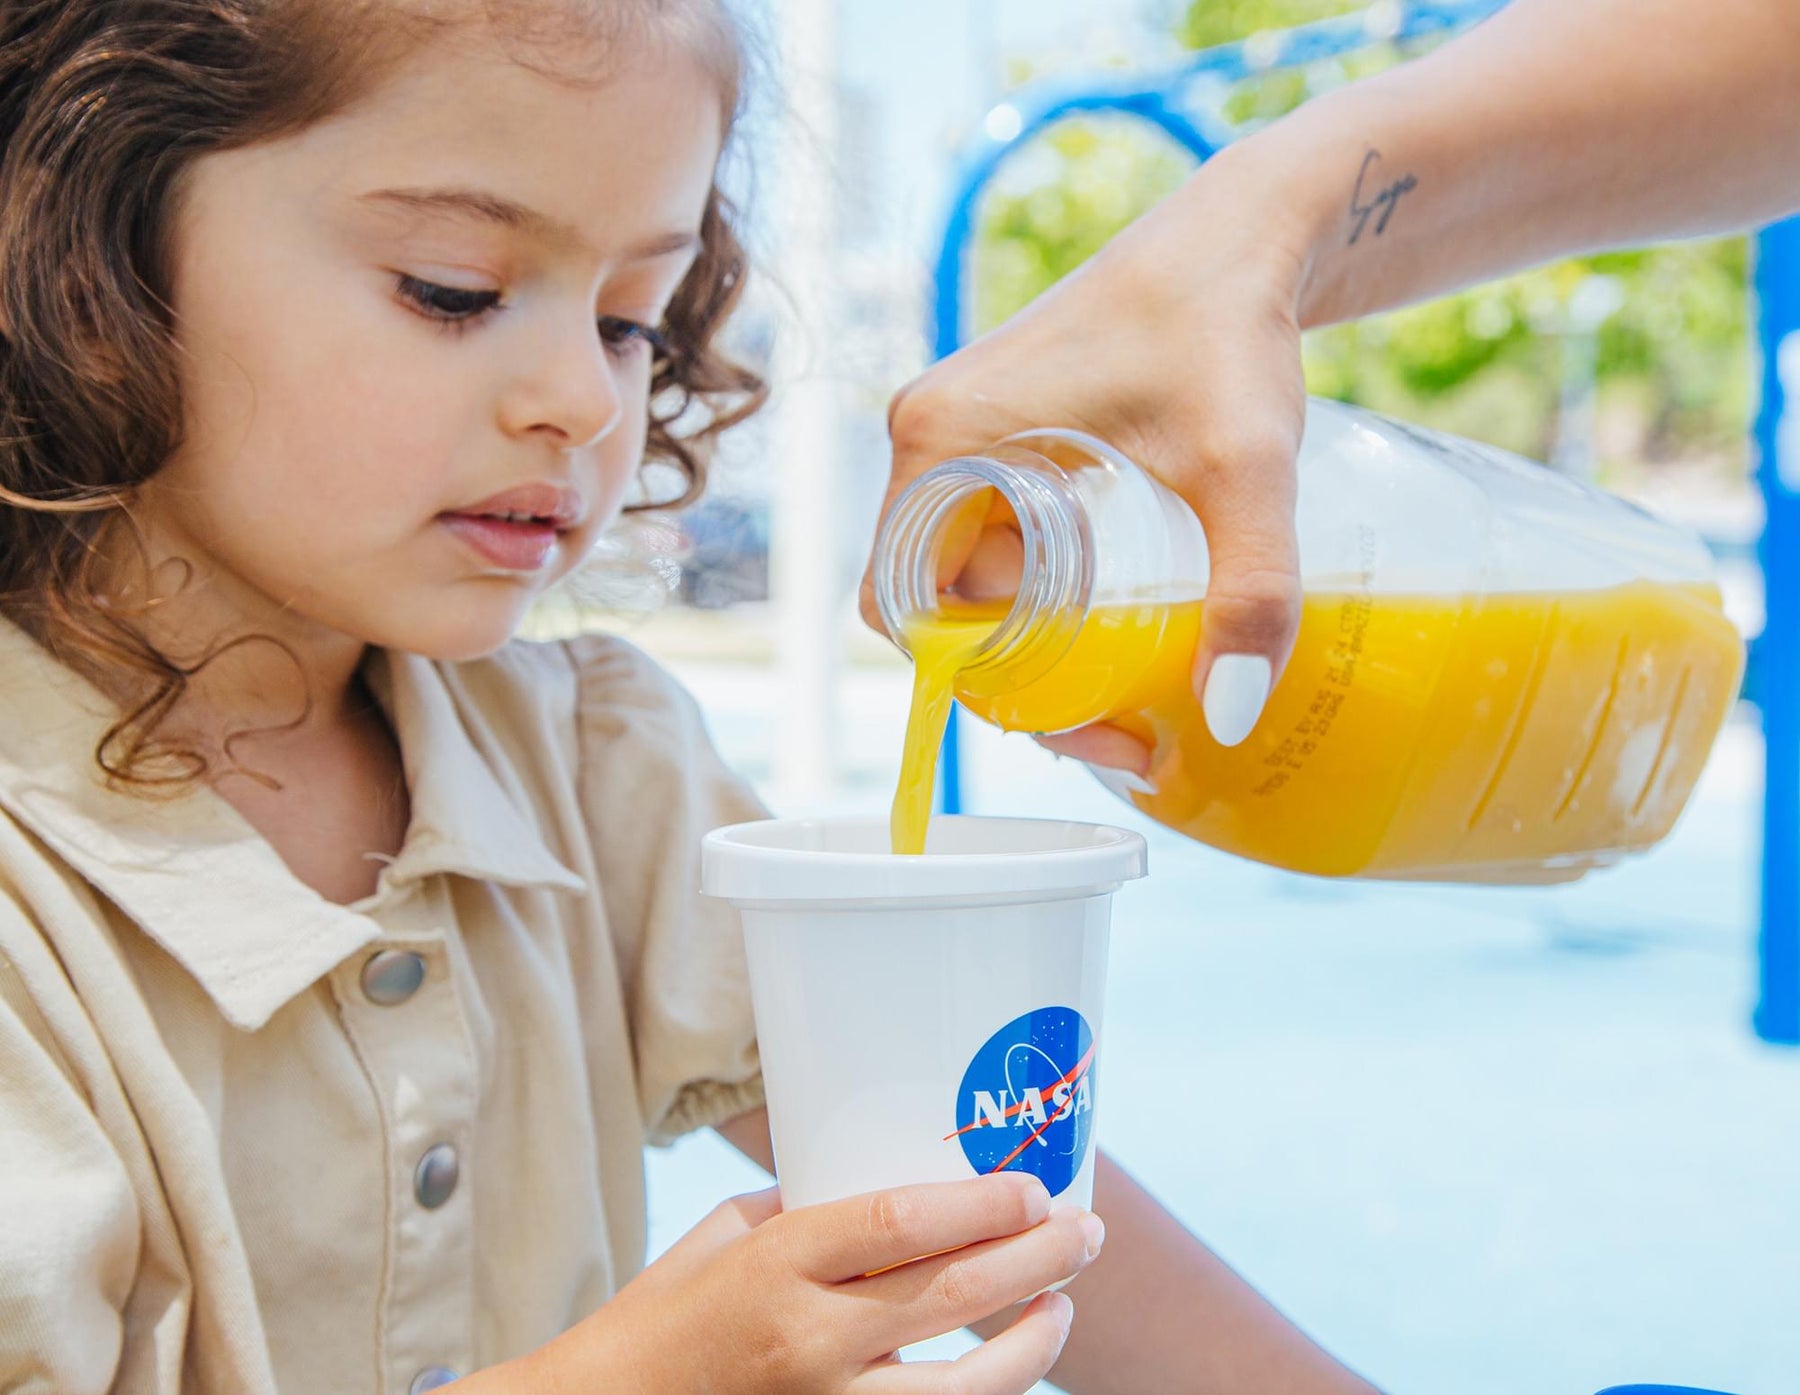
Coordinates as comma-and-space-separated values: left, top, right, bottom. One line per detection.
1147, 114, 1355, 333
1220, 107, 1384, 332
1177, 57, 1459, 334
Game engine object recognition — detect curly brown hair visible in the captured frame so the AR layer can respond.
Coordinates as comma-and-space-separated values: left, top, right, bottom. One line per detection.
0, 0, 765, 794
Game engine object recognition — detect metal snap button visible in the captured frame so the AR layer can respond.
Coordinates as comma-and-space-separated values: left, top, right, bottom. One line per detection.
360, 950, 426, 1006
413, 1143, 459, 1210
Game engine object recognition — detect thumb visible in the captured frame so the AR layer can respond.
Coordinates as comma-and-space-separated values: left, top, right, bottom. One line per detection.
624, 1186, 782, 1298
666, 1186, 784, 1266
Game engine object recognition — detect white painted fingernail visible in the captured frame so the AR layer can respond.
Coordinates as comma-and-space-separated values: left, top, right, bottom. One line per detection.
1103, 766, 1156, 795
1202, 654, 1272, 747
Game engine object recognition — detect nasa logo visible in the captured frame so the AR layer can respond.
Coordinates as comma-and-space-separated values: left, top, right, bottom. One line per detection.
948, 1006, 1095, 1197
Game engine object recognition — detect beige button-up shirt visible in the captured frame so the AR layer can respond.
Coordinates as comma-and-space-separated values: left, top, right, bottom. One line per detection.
0, 616, 767, 1393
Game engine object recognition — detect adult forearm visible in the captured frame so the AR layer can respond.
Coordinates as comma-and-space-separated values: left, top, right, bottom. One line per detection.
1171, 0, 1800, 330
975, 1154, 1380, 1394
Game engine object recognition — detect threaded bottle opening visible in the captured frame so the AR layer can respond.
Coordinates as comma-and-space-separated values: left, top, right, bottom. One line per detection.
871, 450, 1093, 693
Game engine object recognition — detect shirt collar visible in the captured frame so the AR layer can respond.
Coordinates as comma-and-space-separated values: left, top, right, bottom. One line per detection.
359, 646, 585, 896
0, 617, 583, 1031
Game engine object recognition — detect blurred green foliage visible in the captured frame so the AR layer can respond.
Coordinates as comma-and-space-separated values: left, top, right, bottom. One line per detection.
972, 0, 1752, 481
974, 118, 1196, 335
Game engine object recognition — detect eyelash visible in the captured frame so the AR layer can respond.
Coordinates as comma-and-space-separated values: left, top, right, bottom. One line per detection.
394, 273, 670, 358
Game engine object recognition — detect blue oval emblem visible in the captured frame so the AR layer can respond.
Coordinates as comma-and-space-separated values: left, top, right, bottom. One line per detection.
950, 1006, 1096, 1197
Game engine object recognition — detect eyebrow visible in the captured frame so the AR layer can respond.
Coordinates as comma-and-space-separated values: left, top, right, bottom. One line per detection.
357, 186, 702, 260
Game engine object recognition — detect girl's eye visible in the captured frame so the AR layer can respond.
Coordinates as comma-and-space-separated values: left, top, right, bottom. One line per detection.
396, 273, 501, 324
598, 315, 670, 360
396, 275, 667, 359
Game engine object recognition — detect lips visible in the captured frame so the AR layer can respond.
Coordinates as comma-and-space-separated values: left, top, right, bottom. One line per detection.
453, 482, 584, 528
440, 482, 584, 572
440, 514, 562, 571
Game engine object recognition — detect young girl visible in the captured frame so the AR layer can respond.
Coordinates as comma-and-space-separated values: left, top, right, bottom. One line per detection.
0, 2, 1376, 1392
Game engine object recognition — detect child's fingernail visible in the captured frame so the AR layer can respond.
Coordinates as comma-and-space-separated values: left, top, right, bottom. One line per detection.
1078, 1211, 1106, 1259
1018, 1174, 1052, 1222
1202, 654, 1271, 748
1046, 1290, 1075, 1333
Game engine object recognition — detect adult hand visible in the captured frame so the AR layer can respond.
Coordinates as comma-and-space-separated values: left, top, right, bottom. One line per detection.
861, 0, 1800, 774
859, 151, 1313, 768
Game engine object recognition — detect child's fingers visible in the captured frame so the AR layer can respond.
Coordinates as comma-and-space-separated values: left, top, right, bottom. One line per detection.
849, 1291, 1074, 1395
845, 1208, 1099, 1354
778, 1173, 1051, 1285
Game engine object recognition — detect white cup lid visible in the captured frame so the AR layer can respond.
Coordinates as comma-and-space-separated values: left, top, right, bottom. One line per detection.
701, 815, 1148, 905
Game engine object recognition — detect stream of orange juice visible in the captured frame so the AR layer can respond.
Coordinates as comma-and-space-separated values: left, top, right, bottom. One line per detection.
892, 606, 995, 856
893, 582, 1743, 879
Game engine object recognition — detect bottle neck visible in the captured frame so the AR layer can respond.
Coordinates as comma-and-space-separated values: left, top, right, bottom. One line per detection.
872, 448, 1094, 694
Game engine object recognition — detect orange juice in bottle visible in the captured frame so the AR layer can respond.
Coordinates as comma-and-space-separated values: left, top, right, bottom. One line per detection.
875, 404, 1744, 881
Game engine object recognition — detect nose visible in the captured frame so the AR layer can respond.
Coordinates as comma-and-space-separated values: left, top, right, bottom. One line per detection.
497, 316, 624, 450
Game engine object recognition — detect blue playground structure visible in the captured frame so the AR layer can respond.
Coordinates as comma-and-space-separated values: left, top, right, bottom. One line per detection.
926, 0, 1800, 1047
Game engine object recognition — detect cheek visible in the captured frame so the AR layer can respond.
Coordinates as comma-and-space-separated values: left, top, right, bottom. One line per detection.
177, 311, 473, 534
600, 379, 661, 507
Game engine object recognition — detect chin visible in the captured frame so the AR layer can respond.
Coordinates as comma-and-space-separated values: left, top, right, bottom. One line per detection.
360, 602, 535, 664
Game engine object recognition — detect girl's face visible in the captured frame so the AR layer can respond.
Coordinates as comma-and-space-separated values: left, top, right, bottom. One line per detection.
145, 30, 723, 660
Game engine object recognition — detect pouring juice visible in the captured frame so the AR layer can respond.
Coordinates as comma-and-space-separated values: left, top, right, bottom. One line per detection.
879, 403, 1745, 881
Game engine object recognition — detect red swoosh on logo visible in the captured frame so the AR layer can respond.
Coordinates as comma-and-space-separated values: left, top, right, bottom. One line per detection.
943, 1041, 1095, 1175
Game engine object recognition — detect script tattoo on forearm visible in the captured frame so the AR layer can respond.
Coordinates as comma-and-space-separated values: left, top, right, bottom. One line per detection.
1347, 147, 1417, 245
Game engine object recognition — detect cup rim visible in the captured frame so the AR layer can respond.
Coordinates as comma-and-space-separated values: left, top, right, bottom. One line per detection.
700, 814, 1148, 905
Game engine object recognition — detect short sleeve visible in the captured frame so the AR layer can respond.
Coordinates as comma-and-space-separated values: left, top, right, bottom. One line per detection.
566, 634, 770, 1145
0, 921, 141, 1394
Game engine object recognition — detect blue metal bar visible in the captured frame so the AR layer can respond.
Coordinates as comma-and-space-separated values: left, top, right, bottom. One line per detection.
928, 0, 1506, 815
1161, 0, 1506, 86
937, 690, 963, 815
1753, 215, 1800, 1045
928, 91, 1220, 815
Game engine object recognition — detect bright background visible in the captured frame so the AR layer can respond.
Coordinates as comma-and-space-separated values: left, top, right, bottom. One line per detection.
536, 3, 1800, 1390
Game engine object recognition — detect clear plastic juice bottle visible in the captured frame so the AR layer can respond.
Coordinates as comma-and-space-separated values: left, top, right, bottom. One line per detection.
871, 400, 1745, 882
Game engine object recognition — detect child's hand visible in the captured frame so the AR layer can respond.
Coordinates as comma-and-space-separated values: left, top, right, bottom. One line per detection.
512, 1171, 1100, 1393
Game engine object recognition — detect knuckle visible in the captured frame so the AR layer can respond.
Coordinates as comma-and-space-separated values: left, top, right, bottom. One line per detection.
887, 379, 944, 457
788, 1319, 840, 1380
858, 590, 885, 634
740, 1316, 811, 1387
927, 1256, 990, 1321
730, 1267, 836, 1384
886, 374, 922, 433
866, 1189, 917, 1253
749, 1214, 812, 1289
1190, 417, 1301, 480
1211, 564, 1302, 617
